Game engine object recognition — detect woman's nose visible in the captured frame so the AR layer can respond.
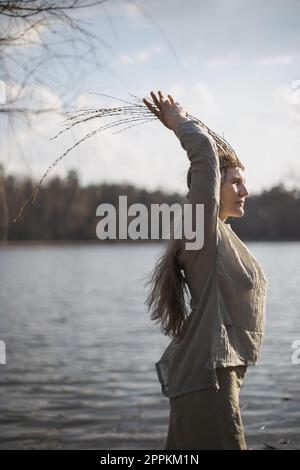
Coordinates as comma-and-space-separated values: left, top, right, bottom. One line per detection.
241, 185, 249, 197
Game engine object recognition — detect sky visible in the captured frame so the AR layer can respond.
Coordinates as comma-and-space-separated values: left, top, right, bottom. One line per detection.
1, 0, 300, 196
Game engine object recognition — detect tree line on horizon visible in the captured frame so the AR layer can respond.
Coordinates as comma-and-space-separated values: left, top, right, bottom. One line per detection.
1, 169, 300, 242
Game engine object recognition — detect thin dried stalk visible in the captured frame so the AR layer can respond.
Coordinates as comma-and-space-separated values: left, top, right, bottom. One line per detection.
13, 92, 241, 222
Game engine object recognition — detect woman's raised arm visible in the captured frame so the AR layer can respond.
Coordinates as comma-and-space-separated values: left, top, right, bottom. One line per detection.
144, 91, 220, 256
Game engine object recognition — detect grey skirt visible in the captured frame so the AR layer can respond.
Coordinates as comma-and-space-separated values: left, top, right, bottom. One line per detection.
165, 365, 248, 450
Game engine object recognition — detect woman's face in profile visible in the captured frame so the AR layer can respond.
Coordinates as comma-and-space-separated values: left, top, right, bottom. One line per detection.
219, 167, 249, 221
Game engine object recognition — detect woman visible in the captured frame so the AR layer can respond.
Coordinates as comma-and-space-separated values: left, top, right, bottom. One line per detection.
143, 90, 268, 450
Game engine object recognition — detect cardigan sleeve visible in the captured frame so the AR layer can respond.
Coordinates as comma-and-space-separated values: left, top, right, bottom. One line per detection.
173, 120, 221, 257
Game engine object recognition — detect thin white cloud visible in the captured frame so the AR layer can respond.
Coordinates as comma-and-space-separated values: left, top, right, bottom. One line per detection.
272, 82, 300, 123
168, 83, 185, 98
7, 83, 62, 109
119, 44, 162, 65
204, 57, 235, 68
163, 82, 220, 117
192, 82, 219, 115
181, 53, 199, 69
257, 54, 294, 65
124, 3, 140, 18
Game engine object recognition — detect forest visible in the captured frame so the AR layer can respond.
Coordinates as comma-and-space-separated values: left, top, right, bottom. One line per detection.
1, 167, 300, 241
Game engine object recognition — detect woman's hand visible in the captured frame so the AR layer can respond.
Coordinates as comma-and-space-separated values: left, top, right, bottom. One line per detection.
143, 90, 191, 132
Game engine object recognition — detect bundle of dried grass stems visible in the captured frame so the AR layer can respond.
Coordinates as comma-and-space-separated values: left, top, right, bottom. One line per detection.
14, 92, 243, 222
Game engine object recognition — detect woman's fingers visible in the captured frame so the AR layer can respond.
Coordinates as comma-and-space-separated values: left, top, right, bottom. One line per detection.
143, 90, 181, 126
159, 91, 177, 107
150, 91, 161, 109
143, 90, 188, 131
147, 90, 176, 108
168, 94, 175, 105
158, 90, 165, 102
143, 98, 160, 118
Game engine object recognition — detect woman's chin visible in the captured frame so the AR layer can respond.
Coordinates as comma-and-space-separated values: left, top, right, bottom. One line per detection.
235, 206, 245, 217
231, 206, 245, 218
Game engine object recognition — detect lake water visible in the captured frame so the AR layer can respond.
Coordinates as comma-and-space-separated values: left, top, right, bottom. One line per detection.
0, 242, 299, 449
